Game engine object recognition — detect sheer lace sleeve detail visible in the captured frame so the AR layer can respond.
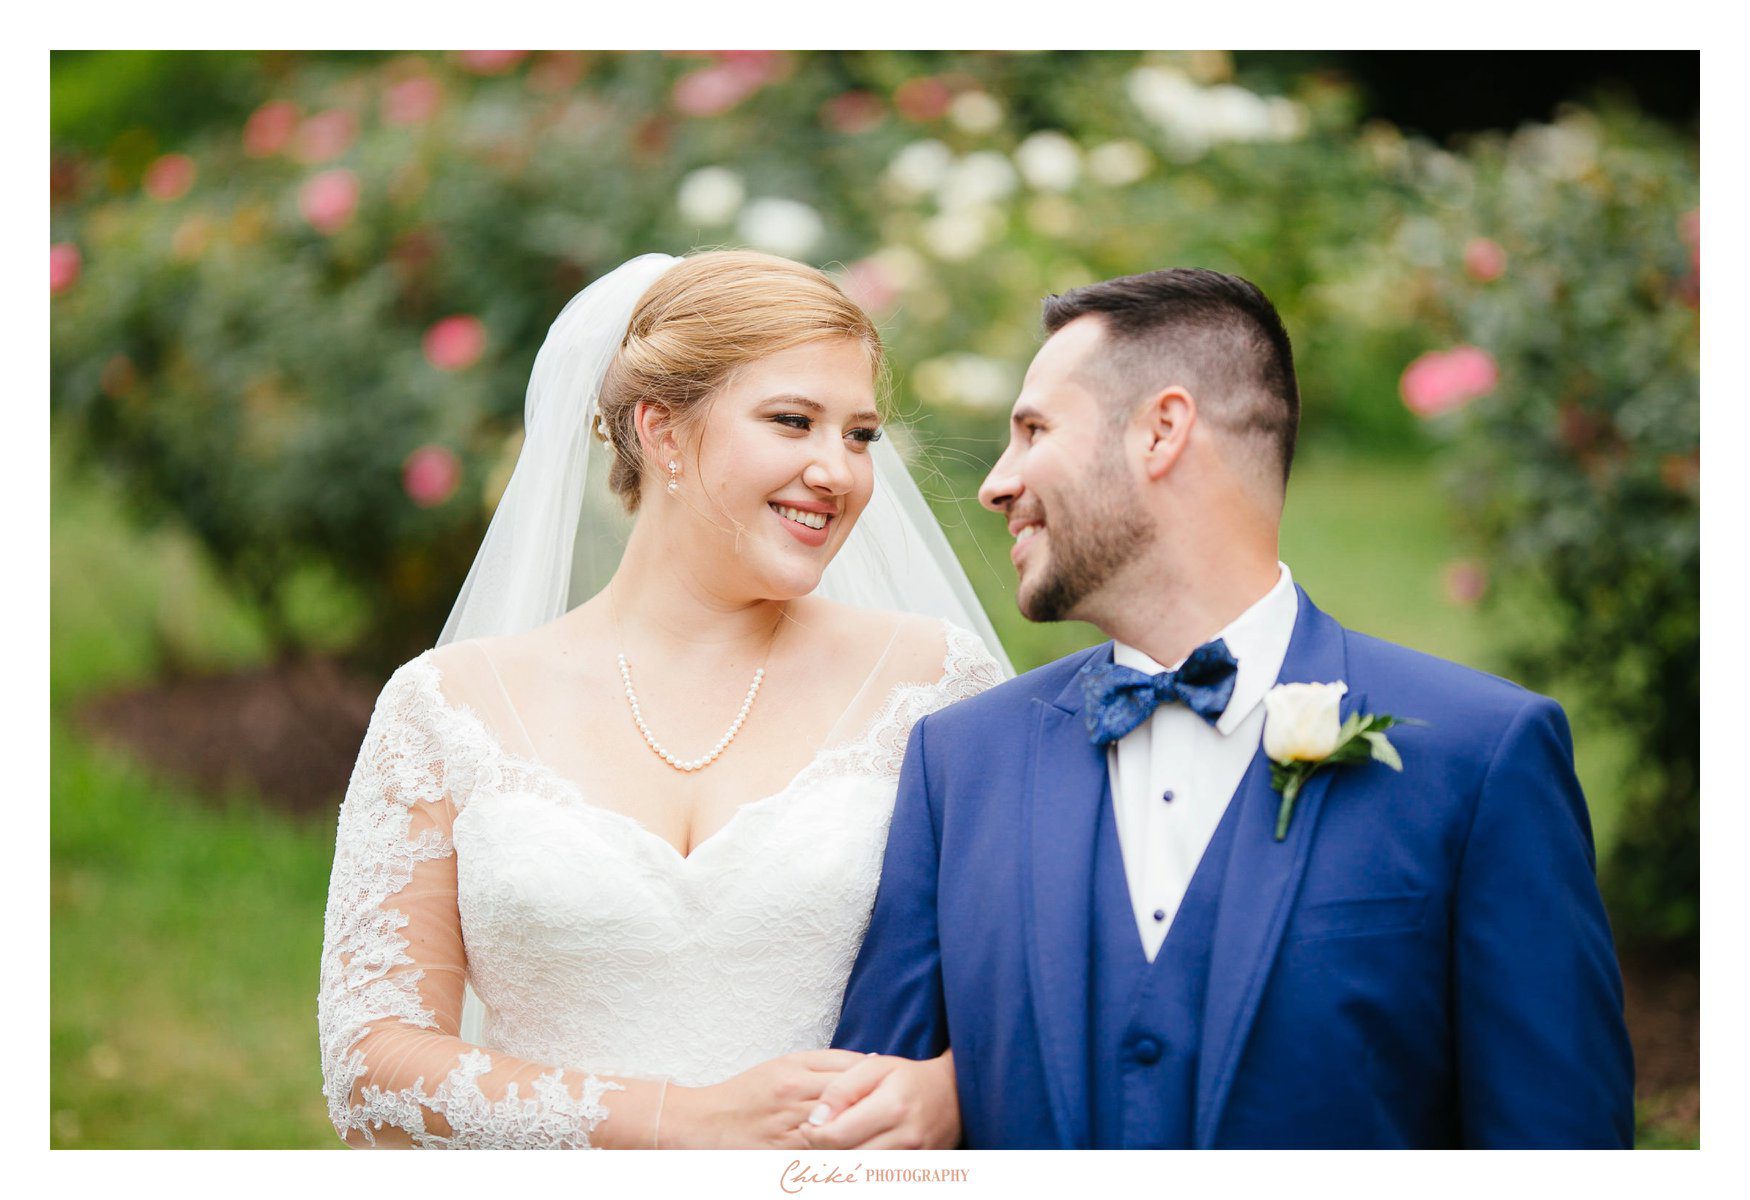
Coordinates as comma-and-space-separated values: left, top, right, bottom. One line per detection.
317, 655, 625, 1148
801, 619, 1006, 787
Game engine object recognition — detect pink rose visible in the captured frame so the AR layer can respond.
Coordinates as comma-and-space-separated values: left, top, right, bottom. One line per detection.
821, 90, 884, 135
673, 63, 761, 117
839, 258, 899, 315
293, 109, 359, 164
1400, 345, 1499, 417
423, 315, 487, 371
143, 154, 196, 201
50, 242, 81, 294
299, 169, 361, 235
1463, 237, 1507, 283
894, 77, 953, 122
717, 50, 787, 78
402, 445, 462, 508
243, 101, 300, 157
1442, 560, 1488, 607
455, 50, 528, 76
383, 77, 442, 126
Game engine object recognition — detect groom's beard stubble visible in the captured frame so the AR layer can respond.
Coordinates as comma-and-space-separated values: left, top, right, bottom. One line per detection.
1017, 455, 1153, 625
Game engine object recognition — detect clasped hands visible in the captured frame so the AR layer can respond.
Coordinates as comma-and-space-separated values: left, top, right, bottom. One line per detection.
797, 1050, 960, 1151
658, 1047, 958, 1149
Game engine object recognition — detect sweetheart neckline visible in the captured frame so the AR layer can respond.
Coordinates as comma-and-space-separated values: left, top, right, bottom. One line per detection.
412, 654, 936, 864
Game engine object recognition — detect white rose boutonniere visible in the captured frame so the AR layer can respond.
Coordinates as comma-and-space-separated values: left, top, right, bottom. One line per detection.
1262, 682, 1412, 841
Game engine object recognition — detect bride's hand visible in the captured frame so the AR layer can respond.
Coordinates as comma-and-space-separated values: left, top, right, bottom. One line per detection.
797, 1051, 960, 1150
660, 1049, 867, 1149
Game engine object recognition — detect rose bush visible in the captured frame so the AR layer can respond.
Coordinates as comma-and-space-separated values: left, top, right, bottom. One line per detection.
52, 50, 1450, 666
1402, 107, 1699, 954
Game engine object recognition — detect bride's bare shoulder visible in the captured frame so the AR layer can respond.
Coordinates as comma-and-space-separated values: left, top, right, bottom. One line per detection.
788, 598, 951, 677
424, 608, 612, 701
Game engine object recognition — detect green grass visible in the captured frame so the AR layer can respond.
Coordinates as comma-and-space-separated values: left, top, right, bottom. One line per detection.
49, 445, 1657, 1147
51, 725, 341, 1148
51, 458, 340, 1148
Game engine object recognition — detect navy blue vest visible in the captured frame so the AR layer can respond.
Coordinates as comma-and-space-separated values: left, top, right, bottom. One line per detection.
1086, 778, 1244, 1148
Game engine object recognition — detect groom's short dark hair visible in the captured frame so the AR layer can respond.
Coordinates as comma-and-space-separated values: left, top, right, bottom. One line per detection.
1041, 268, 1300, 485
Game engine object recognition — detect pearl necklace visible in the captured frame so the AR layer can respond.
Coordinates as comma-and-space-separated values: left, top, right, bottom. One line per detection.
618, 654, 765, 773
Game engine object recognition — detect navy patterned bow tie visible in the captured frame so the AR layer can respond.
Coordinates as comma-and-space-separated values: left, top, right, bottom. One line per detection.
1080, 638, 1240, 747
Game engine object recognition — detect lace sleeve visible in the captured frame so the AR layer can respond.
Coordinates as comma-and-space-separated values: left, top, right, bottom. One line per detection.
317, 658, 645, 1149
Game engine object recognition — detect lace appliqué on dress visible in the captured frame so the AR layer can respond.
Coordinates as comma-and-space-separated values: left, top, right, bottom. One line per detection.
317, 660, 617, 1148
358, 1052, 622, 1149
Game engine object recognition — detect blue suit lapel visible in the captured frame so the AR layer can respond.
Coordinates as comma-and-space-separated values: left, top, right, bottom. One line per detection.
1021, 645, 1112, 1148
1195, 588, 1358, 1148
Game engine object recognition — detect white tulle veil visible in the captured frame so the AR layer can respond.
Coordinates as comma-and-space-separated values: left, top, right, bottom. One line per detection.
440, 253, 1012, 1041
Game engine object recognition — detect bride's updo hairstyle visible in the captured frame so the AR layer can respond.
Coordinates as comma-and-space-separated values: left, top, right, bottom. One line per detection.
597, 249, 885, 512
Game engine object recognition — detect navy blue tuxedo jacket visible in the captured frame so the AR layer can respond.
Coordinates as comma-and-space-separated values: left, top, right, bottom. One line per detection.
833, 588, 1634, 1148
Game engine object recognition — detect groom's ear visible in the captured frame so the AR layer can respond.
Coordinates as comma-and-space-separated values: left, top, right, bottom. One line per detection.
1138, 386, 1195, 482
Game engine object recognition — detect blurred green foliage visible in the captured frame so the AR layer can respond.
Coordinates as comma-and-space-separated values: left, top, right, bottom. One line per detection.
52, 50, 1451, 669
1407, 112, 1700, 954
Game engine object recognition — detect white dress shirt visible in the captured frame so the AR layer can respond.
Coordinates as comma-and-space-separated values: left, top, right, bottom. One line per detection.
1107, 563, 1299, 960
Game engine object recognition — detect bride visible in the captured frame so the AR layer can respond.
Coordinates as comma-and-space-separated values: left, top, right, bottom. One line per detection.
317, 250, 1010, 1148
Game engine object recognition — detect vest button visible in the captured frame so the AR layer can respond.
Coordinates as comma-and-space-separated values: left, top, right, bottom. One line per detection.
1132, 1036, 1162, 1065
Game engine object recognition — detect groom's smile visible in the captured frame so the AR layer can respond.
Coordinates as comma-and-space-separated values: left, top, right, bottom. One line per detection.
1008, 513, 1045, 566
981, 316, 1153, 624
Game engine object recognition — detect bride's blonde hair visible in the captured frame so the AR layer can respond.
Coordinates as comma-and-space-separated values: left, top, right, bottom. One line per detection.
597, 249, 885, 512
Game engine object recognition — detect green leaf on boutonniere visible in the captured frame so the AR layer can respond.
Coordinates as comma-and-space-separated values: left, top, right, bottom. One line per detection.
1267, 711, 1421, 842
1362, 729, 1403, 771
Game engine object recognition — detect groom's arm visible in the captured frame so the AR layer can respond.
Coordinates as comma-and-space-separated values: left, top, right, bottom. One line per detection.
1451, 695, 1636, 1147
832, 716, 950, 1059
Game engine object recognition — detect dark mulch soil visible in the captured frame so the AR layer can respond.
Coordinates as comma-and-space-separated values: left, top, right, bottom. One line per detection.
73, 660, 1700, 1134
75, 657, 380, 819
1620, 951, 1700, 1136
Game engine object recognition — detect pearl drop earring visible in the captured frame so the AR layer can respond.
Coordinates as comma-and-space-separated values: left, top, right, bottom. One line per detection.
666, 459, 680, 495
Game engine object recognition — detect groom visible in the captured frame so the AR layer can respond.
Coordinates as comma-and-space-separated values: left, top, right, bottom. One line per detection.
825, 268, 1634, 1148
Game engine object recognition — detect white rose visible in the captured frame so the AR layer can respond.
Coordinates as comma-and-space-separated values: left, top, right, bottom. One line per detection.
736, 198, 824, 258
948, 91, 1005, 135
1088, 139, 1152, 187
886, 139, 954, 198
676, 167, 745, 226
1125, 65, 1198, 128
1263, 682, 1349, 763
1015, 131, 1082, 192
921, 206, 998, 261
937, 150, 1018, 211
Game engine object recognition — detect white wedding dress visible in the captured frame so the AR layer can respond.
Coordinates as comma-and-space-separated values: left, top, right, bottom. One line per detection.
317, 615, 1003, 1149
